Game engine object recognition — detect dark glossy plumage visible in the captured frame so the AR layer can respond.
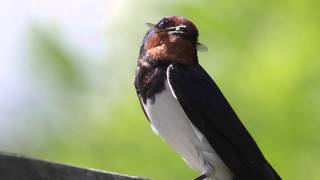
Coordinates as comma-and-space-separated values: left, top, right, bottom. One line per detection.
167, 63, 281, 180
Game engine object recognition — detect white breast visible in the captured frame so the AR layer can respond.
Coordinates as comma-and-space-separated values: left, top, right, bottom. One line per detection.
142, 81, 233, 180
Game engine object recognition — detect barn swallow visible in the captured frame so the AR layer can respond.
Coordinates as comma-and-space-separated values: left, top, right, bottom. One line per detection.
134, 16, 281, 180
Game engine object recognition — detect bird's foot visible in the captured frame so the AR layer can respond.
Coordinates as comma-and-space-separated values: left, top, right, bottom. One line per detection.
193, 174, 207, 180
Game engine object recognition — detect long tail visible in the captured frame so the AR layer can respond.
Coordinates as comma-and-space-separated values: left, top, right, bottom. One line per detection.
233, 161, 281, 180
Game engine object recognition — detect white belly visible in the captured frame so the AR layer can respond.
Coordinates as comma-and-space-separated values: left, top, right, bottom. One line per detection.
142, 82, 233, 180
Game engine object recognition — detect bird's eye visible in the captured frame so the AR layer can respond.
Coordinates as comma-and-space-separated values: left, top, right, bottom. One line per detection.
158, 18, 169, 28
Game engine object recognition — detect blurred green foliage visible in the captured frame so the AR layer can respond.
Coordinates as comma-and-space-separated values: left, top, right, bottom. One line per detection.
13, 0, 320, 179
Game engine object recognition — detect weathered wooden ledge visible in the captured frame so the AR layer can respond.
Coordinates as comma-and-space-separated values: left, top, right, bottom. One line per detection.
0, 152, 148, 180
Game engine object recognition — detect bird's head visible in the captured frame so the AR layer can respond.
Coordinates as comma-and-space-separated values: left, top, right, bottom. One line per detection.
139, 16, 206, 65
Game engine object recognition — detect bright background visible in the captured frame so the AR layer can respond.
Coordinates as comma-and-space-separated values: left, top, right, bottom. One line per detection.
1, 0, 319, 179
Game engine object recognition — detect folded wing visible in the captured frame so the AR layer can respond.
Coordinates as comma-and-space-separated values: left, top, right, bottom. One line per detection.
167, 64, 281, 180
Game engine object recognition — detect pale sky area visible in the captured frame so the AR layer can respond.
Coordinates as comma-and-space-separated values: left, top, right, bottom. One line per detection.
0, 0, 122, 143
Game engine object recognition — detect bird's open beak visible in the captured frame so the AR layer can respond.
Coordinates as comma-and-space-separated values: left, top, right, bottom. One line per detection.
164, 25, 187, 35
146, 23, 187, 34
146, 23, 158, 29
145, 23, 165, 32
145, 22, 207, 52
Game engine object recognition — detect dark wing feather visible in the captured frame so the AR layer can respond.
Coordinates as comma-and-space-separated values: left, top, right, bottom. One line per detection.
167, 64, 281, 180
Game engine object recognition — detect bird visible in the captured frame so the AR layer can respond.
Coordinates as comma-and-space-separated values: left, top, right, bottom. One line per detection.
134, 16, 281, 180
